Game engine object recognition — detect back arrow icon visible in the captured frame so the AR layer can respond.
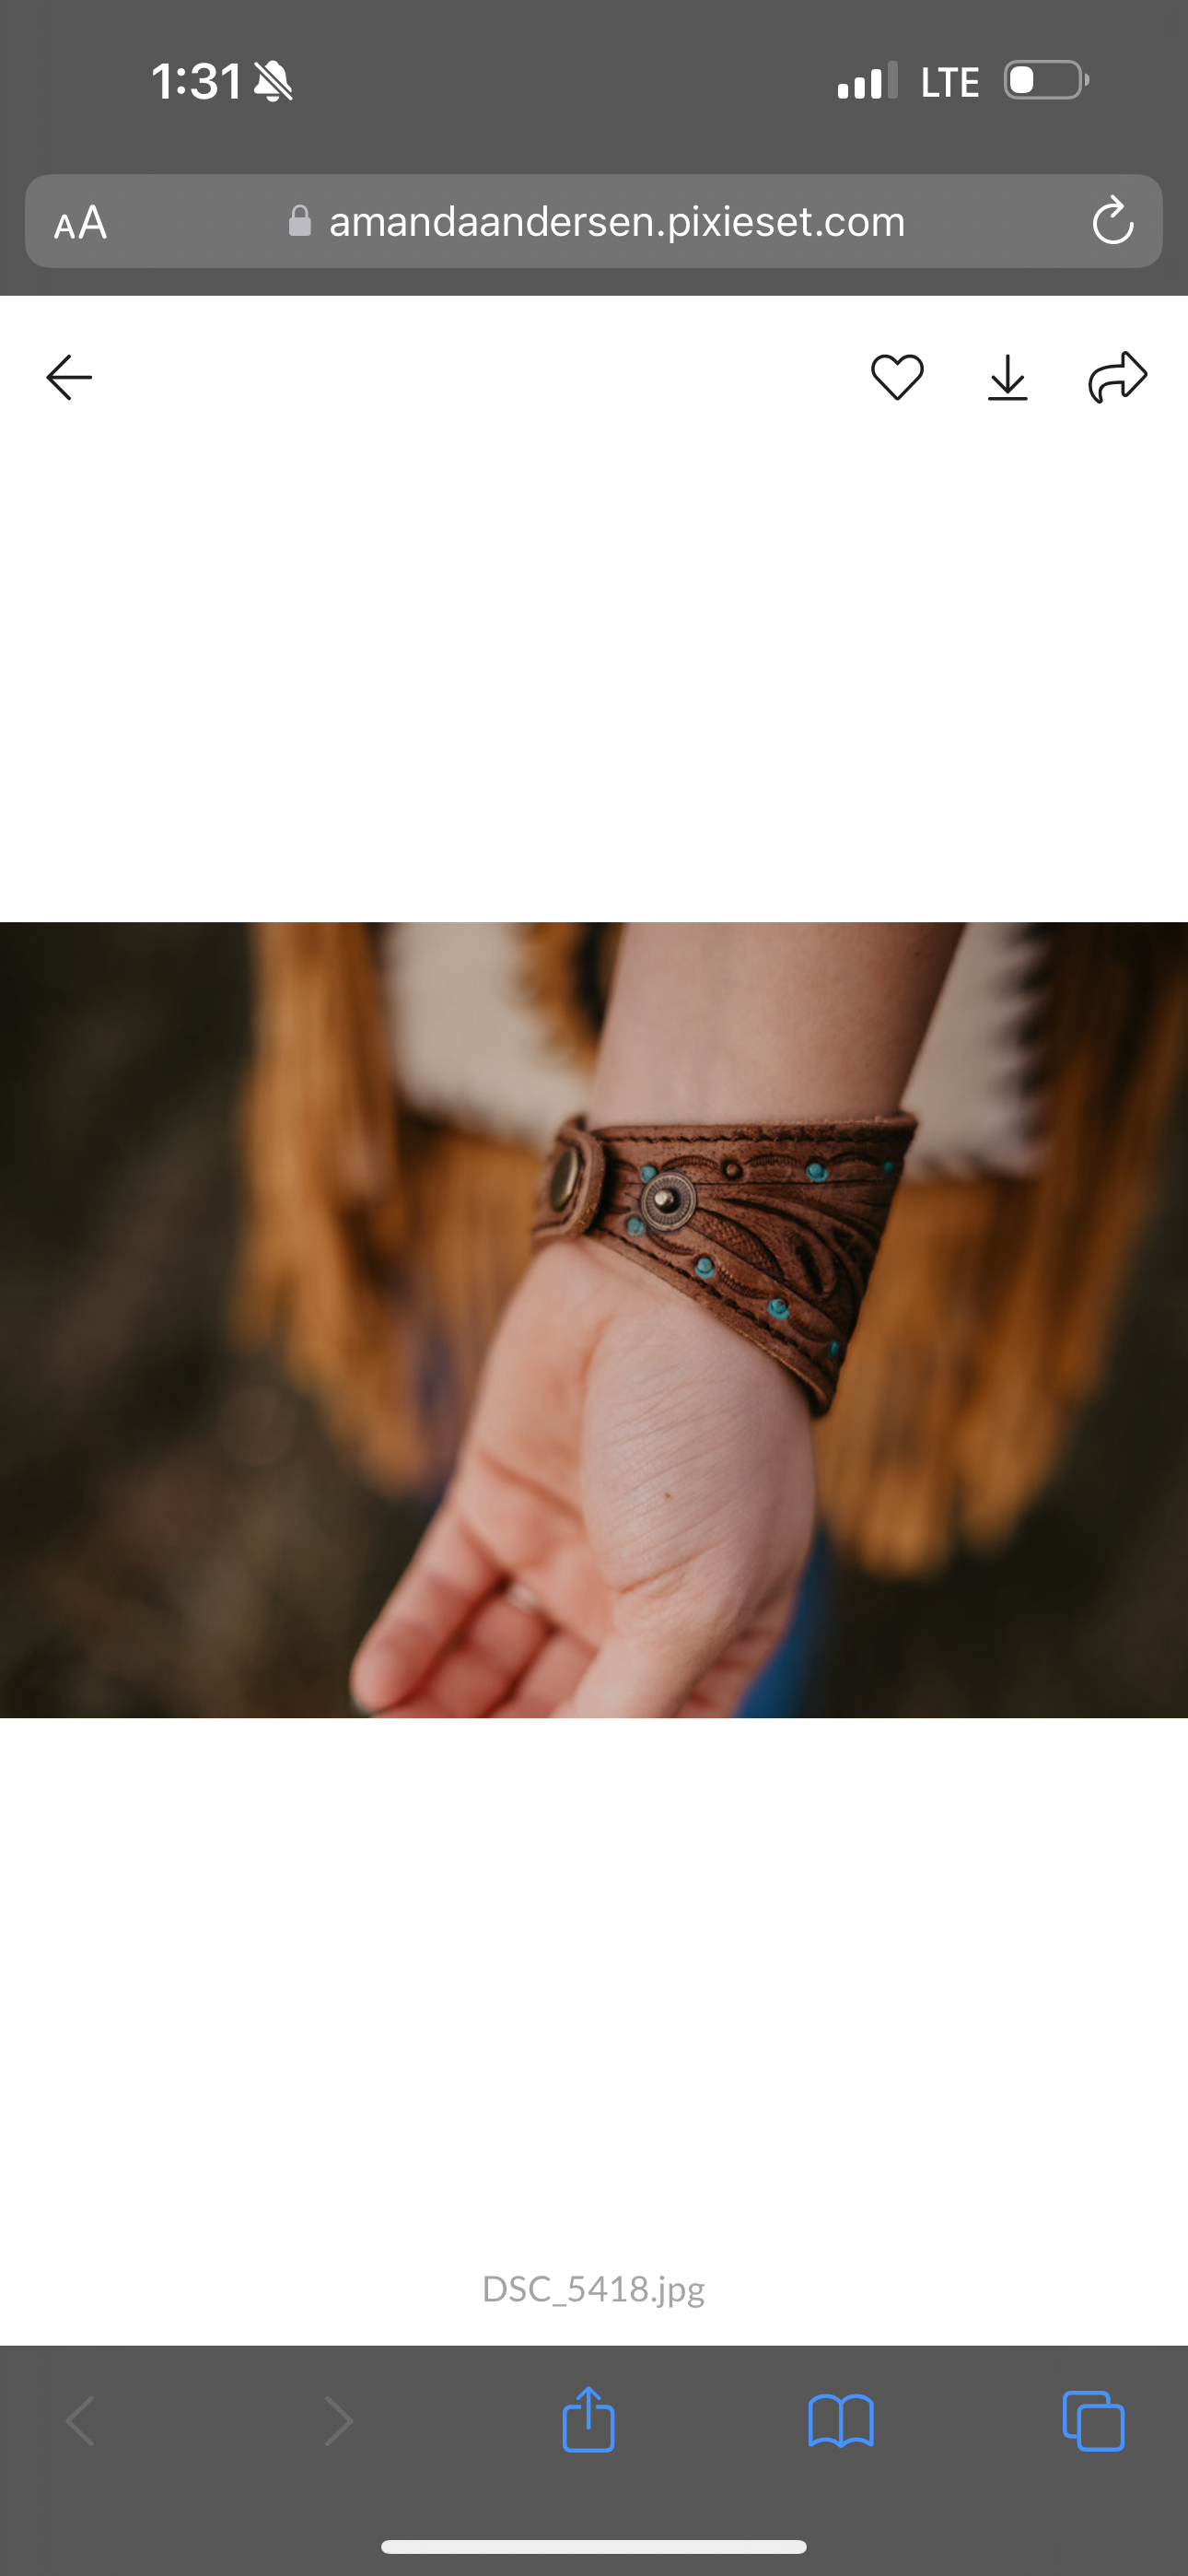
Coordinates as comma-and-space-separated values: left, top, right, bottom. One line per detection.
325, 2396, 354, 2445
47, 355, 93, 400
1089, 351, 1147, 402
65, 2396, 95, 2445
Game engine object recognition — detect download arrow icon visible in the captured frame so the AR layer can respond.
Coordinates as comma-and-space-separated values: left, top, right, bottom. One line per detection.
989, 355, 1026, 400
1088, 351, 1147, 403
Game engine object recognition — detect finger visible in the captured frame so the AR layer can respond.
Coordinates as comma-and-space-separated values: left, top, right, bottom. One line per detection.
558, 1627, 723, 1722
558, 1603, 789, 1723
500, 1627, 595, 1720
681, 1623, 788, 1718
369, 1587, 559, 1718
377, 1619, 589, 1719
350, 1493, 504, 1713
460, 1440, 614, 1649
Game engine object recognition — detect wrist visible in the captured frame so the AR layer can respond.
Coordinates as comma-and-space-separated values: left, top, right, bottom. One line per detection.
533, 1112, 914, 1416
589, 924, 962, 1125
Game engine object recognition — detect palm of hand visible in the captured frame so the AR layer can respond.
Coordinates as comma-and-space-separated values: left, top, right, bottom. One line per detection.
351, 1238, 816, 1719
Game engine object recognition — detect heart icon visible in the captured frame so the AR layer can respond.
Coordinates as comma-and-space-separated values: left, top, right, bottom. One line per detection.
871, 353, 925, 400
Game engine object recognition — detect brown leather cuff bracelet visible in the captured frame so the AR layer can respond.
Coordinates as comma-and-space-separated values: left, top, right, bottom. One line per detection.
531, 1114, 916, 1413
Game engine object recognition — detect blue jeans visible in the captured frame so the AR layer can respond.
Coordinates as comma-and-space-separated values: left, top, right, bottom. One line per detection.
734, 1529, 833, 1719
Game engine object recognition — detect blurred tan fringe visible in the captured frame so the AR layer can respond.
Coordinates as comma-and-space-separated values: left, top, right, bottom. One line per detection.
817, 926, 1188, 1571
236, 924, 540, 1490
237, 923, 1188, 1567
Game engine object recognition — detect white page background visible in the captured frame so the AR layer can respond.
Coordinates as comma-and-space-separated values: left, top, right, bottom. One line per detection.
2, 1715, 1182, 2344
3, 293, 1181, 918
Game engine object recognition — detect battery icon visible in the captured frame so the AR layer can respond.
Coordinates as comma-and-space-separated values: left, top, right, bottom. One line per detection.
1005, 59, 1088, 100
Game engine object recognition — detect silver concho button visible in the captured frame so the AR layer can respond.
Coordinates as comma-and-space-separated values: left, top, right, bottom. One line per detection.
641, 1168, 698, 1232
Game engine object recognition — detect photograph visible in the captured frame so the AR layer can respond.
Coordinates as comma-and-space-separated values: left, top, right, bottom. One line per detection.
4, 919, 1184, 1722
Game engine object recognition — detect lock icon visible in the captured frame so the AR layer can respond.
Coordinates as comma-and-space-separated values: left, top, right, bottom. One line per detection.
289, 203, 311, 237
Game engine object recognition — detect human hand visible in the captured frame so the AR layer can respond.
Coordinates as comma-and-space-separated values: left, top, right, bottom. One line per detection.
350, 1236, 817, 1719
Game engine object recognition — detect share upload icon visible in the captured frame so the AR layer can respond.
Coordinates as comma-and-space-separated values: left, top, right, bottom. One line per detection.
563, 2386, 616, 2453
1063, 2389, 1125, 2452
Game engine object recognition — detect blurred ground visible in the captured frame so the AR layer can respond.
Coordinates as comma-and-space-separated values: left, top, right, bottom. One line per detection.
1, 924, 1185, 1721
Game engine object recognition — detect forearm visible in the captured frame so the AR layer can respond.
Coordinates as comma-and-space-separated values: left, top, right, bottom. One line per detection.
589, 923, 961, 1123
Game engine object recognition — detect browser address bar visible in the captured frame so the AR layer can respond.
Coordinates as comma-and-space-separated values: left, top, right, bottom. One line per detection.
26, 172, 1162, 268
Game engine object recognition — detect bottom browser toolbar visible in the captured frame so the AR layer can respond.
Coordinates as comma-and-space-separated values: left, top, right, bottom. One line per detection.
2, 2349, 1182, 2576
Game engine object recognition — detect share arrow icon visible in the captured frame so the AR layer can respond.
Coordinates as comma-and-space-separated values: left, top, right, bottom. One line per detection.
1088, 351, 1147, 403
562, 2384, 616, 2453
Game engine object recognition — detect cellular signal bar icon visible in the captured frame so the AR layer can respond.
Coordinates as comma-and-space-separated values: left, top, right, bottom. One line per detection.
838, 63, 898, 100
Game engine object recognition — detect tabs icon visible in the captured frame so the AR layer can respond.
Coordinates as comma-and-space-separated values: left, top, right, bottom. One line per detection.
1062, 2389, 1125, 2452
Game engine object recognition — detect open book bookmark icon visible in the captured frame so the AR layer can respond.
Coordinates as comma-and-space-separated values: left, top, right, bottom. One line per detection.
809, 2392, 874, 2447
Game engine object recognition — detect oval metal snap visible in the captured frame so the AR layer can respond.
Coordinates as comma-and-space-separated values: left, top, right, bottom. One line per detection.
641, 1168, 698, 1232
549, 1142, 581, 1212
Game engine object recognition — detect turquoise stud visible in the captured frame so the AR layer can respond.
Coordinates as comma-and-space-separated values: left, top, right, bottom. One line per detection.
883, 1160, 894, 1176
768, 1297, 789, 1320
627, 1215, 645, 1236
640, 1164, 657, 1182
807, 1160, 828, 1182
695, 1256, 716, 1279
829, 1340, 840, 1359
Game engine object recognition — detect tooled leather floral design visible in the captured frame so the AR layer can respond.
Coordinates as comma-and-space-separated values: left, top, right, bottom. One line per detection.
633, 1142, 888, 1286
532, 1118, 915, 1413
